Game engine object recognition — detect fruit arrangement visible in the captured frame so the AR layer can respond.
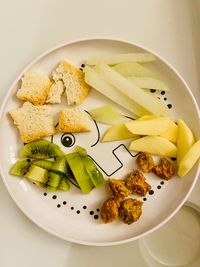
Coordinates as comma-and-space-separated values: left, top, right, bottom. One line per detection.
8, 52, 200, 225
10, 140, 105, 193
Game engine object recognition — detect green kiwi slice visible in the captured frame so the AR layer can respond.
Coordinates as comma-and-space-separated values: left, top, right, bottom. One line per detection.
10, 159, 31, 176
20, 140, 65, 159
32, 159, 53, 170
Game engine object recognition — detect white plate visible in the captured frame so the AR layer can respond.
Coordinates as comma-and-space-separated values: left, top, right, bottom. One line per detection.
0, 38, 199, 246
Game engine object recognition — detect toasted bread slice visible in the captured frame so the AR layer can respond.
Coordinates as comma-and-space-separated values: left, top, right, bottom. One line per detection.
58, 107, 92, 133
17, 71, 51, 105
46, 81, 65, 104
9, 102, 55, 143
52, 61, 90, 105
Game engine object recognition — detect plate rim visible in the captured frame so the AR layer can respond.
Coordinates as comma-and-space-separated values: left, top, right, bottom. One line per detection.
0, 37, 200, 246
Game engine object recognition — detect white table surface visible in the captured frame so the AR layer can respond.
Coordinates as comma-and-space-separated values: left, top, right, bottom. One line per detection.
0, 0, 199, 266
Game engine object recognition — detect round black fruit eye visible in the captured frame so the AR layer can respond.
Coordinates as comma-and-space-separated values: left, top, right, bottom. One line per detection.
61, 133, 75, 147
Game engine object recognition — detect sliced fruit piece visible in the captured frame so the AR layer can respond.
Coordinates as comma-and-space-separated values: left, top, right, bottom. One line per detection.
52, 156, 67, 174
84, 66, 149, 117
66, 152, 94, 194
32, 159, 53, 170
76, 146, 87, 156
47, 171, 60, 188
129, 136, 177, 157
177, 119, 195, 166
25, 165, 48, 183
82, 156, 104, 187
94, 64, 172, 118
20, 140, 65, 159
58, 176, 70, 191
76, 146, 105, 188
138, 115, 156, 120
113, 62, 158, 78
128, 77, 169, 91
10, 159, 31, 176
65, 165, 80, 188
125, 117, 170, 135
89, 105, 126, 125
101, 124, 137, 142
160, 120, 178, 143
178, 139, 200, 177
34, 182, 57, 192
86, 53, 156, 65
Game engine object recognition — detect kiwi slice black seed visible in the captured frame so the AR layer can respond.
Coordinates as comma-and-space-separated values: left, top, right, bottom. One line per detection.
20, 140, 65, 159
35, 182, 57, 192
10, 160, 31, 176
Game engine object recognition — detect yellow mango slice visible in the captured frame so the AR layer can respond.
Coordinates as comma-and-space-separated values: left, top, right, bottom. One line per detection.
138, 115, 156, 120
101, 124, 138, 142
129, 136, 177, 157
125, 117, 170, 135
160, 120, 178, 143
177, 119, 195, 166
178, 139, 200, 177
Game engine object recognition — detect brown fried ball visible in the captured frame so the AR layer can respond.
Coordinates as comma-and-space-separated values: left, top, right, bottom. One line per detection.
100, 198, 120, 223
119, 198, 143, 225
107, 178, 131, 198
125, 170, 151, 196
152, 157, 175, 180
137, 152, 154, 172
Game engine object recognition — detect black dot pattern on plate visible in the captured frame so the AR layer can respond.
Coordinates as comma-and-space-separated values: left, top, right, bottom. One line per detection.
160, 181, 165, 185
157, 185, 161, 189
96, 208, 100, 212
76, 210, 80, 214
150, 89, 156, 93
149, 190, 154, 195
43, 192, 47, 196
83, 205, 87, 209
79, 68, 83, 71
167, 104, 172, 109
63, 201, 67, 205
143, 198, 147, 201
57, 204, 61, 208
90, 211, 94, 215
52, 195, 57, 200
71, 207, 74, 210
81, 64, 85, 68
164, 97, 167, 101
161, 91, 165, 95
94, 215, 99, 220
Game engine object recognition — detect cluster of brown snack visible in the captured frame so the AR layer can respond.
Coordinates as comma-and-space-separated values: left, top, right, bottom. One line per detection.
100, 169, 150, 225
137, 152, 175, 179
100, 152, 175, 225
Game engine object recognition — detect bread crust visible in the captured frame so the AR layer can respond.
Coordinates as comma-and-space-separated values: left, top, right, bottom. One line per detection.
9, 102, 55, 143
58, 107, 91, 133
17, 71, 51, 105
52, 61, 90, 105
